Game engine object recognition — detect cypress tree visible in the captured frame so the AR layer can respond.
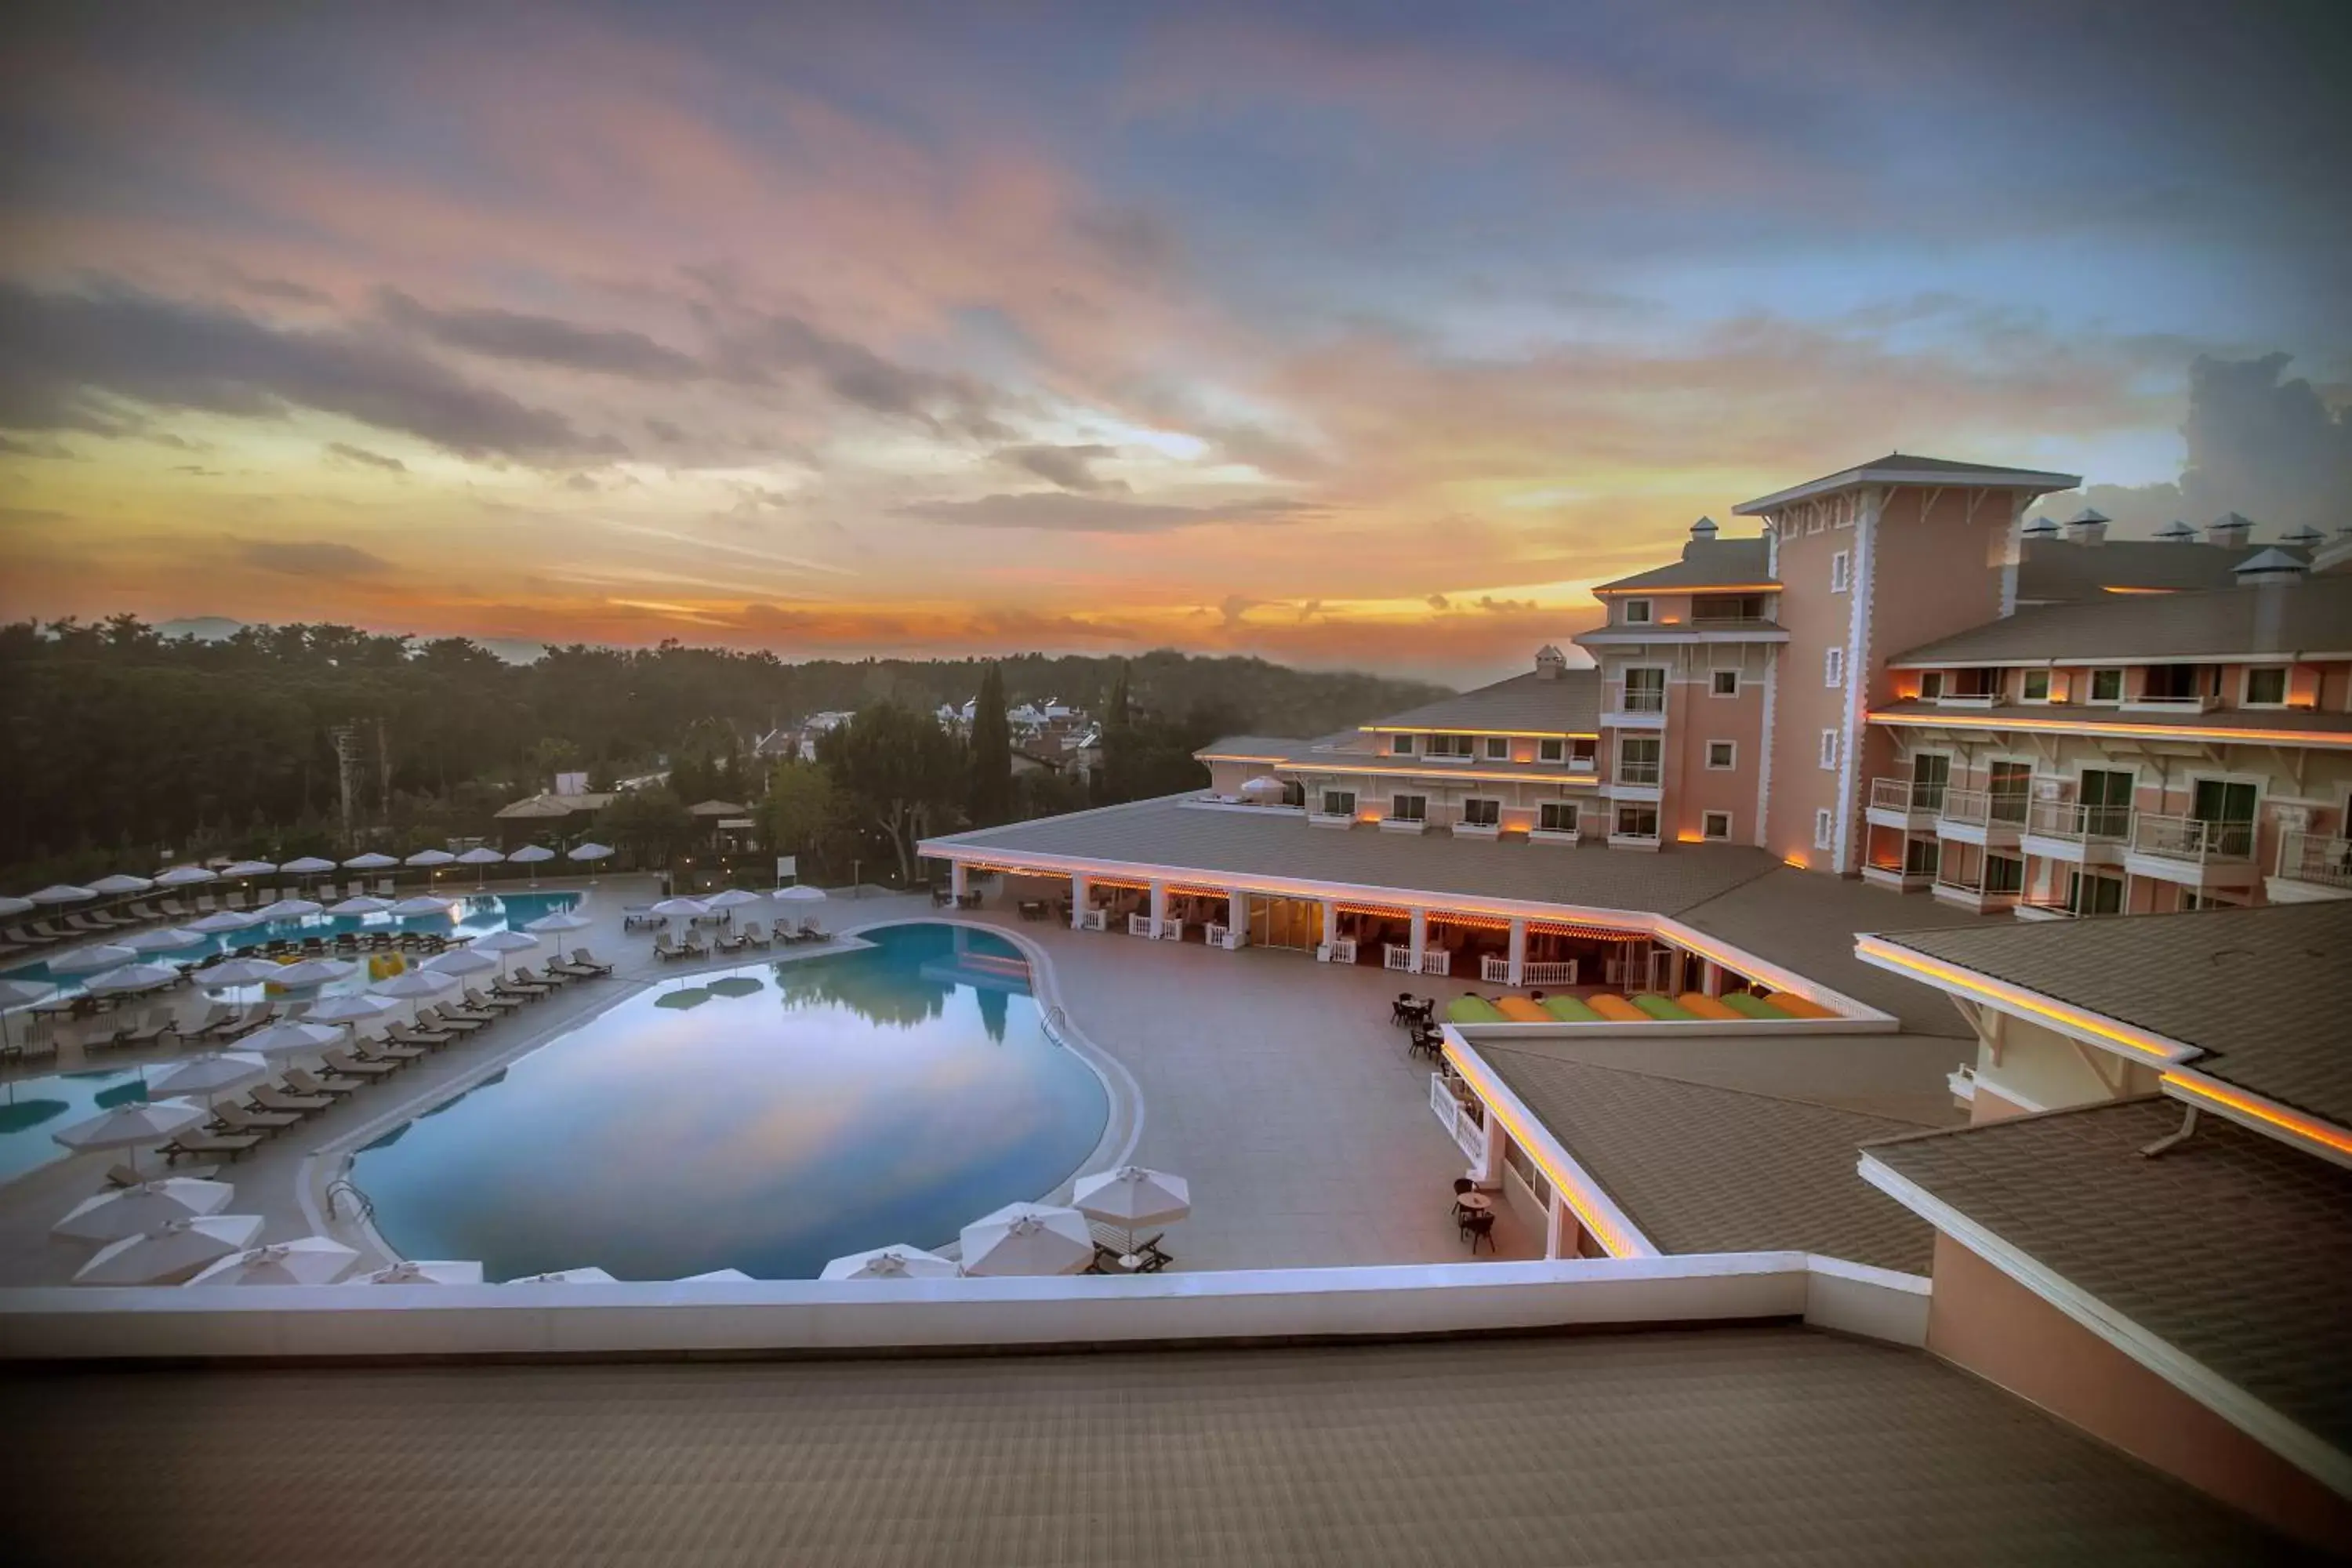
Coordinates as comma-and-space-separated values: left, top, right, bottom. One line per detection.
967, 665, 1013, 826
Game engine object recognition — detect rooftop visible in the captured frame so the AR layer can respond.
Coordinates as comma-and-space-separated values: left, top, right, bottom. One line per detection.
1864, 902, 2352, 1129
1733, 453, 2081, 515
1888, 576, 2352, 666
1473, 1041, 1939, 1272
2, 1327, 2298, 1564
1353, 667, 1602, 736
1590, 536, 1774, 595
492, 790, 615, 819
1864, 1097, 2352, 1460
2016, 535, 2314, 604
1868, 700, 2352, 744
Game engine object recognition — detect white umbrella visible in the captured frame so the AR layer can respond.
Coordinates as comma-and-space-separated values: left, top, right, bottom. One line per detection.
256, 898, 322, 922
85, 962, 180, 995
390, 895, 453, 917
705, 888, 764, 909
153, 865, 219, 887
405, 848, 457, 868
365, 1259, 485, 1285
0, 895, 31, 917
424, 948, 499, 978
199, 957, 286, 988
220, 859, 278, 878
650, 898, 709, 920
53, 1178, 236, 1243
469, 932, 539, 974
269, 957, 356, 987
49, 943, 140, 975
303, 993, 397, 1025
456, 847, 505, 866
373, 968, 459, 999
775, 884, 828, 903
89, 873, 154, 896
508, 845, 555, 863
147, 1051, 270, 1103
327, 896, 392, 916
27, 884, 97, 905
53, 1098, 209, 1180
187, 909, 262, 934
343, 851, 399, 871
677, 1268, 756, 1283
278, 855, 337, 877
122, 927, 205, 953
233, 1022, 345, 1056
957, 1203, 1094, 1277
1073, 1166, 1192, 1255
525, 909, 593, 934
507, 1266, 615, 1283
567, 843, 613, 862
188, 1235, 360, 1286
76, 1214, 264, 1285
819, 1244, 960, 1281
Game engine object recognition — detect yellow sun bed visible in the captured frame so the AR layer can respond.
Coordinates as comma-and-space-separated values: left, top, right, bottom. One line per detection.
1585, 993, 1649, 1023
1494, 996, 1552, 1023
1676, 993, 1745, 1022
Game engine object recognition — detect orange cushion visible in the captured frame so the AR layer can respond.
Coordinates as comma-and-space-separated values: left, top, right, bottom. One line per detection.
1676, 993, 1744, 1021
1494, 996, 1552, 1023
1586, 993, 1649, 1022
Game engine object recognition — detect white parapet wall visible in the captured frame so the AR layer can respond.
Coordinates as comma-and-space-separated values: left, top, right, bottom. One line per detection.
0, 1252, 1927, 1361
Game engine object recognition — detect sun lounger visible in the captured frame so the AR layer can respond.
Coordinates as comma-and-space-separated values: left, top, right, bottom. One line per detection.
419, 1007, 487, 1033
1761, 992, 1837, 1019
1445, 996, 1506, 1025
713, 930, 749, 953
165, 1132, 261, 1163
566, 948, 615, 975
1493, 996, 1551, 1024
1632, 993, 1697, 1021
1715, 991, 1782, 1020
156, 898, 190, 919
252, 1085, 334, 1113
512, 966, 569, 989
464, 986, 525, 1014
1675, 993, 1746, 1022
1540, 995, 1604, 1023
1585, 993, 1650, 1022
739, 924, 772, 949
212, 1100, 301, 1133
322, 1047, 401, 1079
435, 1000, 498, 1025
494, 975, 551, 1000
385, 1023, 452, 1048
285, 1068, 361, 1098
125, 901, 162, 923
105, 1011, 180, 1050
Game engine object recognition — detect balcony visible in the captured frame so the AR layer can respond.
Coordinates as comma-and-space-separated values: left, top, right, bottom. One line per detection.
1932, 864, 2024, 913
1307, 810, 1358, 829
1867, 776, 1944, 830
2020, 799, 2129, 865
1934, 786, 2027, 848
2126, 813, 2258, 889
1602, 682, 1668, 728
2121, 692, 2222, 715
1377, 815, 1430, 836
2269, 832, 2352, 903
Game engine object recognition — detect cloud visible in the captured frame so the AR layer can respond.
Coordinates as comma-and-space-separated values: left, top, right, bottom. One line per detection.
895, 492, 1310, 533
995, 442, 1125, 494
646, 418, 684, 442
326, 441, 405, 472
713, 311, 1011, 439
2179, 354, 2352, 529
0, 280, 620, 462
1425, 593, 1451, 611
377, 288, 702, 381
0, 433, 76, 459
564, 472, 599, 492
235, 538, 394, 579
1219, 593, 1260, 628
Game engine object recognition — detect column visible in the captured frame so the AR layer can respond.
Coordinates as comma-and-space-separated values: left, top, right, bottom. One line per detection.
949, 861, 969, 900
1474, 1109, 1503, 1185
1149, 879, 1168, 937
1506, 918, 1527, 987
1321, 898, 1338, 956
1547, 1196, 1580, 1261
1227, 887, 1245, 946
1408, 908, 1428, 972
1069, 873, 1091, 931
1700, 959, 1722, 997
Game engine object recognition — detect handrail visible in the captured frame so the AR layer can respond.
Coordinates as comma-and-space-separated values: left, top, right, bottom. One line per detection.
2278, 831, 2352, 889
325, 1177, 374, 1223
1605, 681, 1667, 715
2131, 812, 2254, 862
2027, 799, 2129, 842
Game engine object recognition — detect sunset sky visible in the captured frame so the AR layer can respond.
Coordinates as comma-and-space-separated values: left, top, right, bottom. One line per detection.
2, 2, 2347, 684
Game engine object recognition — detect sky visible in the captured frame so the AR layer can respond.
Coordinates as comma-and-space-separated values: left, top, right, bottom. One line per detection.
2, 0, 2347, 685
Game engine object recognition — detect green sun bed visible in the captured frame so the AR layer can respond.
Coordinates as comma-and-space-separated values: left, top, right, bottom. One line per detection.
1446, 996, 1507, 1025
1632, 993, 1697, 1021
1540, 995, 1604, 1024
1717, 992, 1787, 1020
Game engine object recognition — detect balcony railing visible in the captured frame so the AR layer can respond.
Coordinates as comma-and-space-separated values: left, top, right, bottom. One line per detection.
2131, 813, 2254, 862
2026, 799, 2130, 843
2278, 831, 2352, 890
1870, 776, 1945, 814
1605, 682, 1667, 715
2122, 692, 2221, 713
1937, 786, 2029, 829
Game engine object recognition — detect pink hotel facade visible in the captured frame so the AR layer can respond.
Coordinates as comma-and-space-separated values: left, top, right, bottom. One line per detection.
1196, 454, 2352, 915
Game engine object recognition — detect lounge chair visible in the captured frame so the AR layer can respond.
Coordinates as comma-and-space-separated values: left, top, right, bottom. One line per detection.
419, 1006, 486, 1033
252, 1085, 334, 1114
464, 986, 525, 1014
799, 924, 831, 942
384, 1023, 452, 1049
285, 1069, 361, 1098
435, 998, 498, 1025
321, 1047, 401, 1080
512, 965, 569, 989
566, 948, 615, 975
156, 898, 190, 919
164, 1132, 262, 1164
208, 1101, 299, 1135
713, 929, 749, 954
107, 1011, 179, 1050
125, 900, 162, 924
494, 975, 551, 1001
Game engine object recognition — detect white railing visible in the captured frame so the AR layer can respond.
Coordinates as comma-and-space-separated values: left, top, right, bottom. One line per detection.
1428, 1073, 1486, 1162
2027, 799, 2129, 843
1127, 913, 1158, 938
1204, 922, 1228, 947
2122, 692, 2220, 713
1479, 953, 1511, 983
1307, 811, 1356, 828
2278, 832, 2352, 890
1870, 776, 1944, 814
1523, 959, 1578, 985
2132, 812, 2253, 862
1937, 787, 2028, 829
1159, 920, 1184, 942
1420, 948, 1454, 977
1612, 764, 1661, 788
1315, 936, 1356, 964
1077, 907, 1108, 931
1384, 944, 1417, 972
1606, 681, 1667, 715
1930, 691, 1998, 708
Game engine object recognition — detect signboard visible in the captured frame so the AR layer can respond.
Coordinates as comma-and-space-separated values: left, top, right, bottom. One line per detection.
775, 855, 797, 885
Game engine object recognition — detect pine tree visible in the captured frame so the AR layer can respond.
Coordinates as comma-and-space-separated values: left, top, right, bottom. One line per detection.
1096, 663, 1134, 804
967, 665, 1013, 826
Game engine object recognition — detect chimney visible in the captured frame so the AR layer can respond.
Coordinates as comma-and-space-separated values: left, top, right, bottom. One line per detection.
2208, 512, 2254, 550
1688, 516, 1719, 542
2020, 515, 2060, 542
2233, 547, 2308, 586
2278, 524, 2325, 551
2154, 519, 2198, 544
2063, 507, 2110, 546
1534, 644, 1566, 680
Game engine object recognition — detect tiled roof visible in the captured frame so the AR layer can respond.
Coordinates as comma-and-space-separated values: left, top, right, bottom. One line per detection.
1592, 538, 1774, 593
1869, 902, 2352, 1129
1482, 1030, 1971, 1124
2, 1327, 2296, 1564
1734, 454, 2080, 514
1356, 668, 1602, 735
1477, 1045, 1936, 1273
1888, 577, 2352, 666
1864, 1097, 2352, 1457
1193, 735, 1306, 761
492, 792, 613, 819
2016, 536, 2310, 603
1869, 700, 2352, 741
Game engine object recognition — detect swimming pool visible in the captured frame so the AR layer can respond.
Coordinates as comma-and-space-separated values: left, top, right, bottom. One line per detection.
350, 923, 1109, 1281
0, 1067, 149, 1185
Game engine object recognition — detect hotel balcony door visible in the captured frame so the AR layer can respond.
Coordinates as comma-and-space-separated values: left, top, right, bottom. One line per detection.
1911, 753, 1949, 812
2066, 869, 2124, 916
1988, 760, 2031, 824
1247, 894, 1321, 953
2079, 768, 2132, 839
2191, 779, 2258, 856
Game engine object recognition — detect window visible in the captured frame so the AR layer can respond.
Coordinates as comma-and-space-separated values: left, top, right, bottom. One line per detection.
1984, 856, 2024, 895
2089, 669, 2123, 703
1570, 737, 1598, 768
1819, 728, 1839, 771
1621, 666, 1666, 713
1282, 780, 1305, 808
1624, 599, 1653, 625
1702, 811, 1732, 840
1462, 798, 1500, 827
1539, 801, 1578, 833
1710, 670, 1739, 698
1918, 671, 1945, 700
1830, 550, 1851, 593
1484, 736, 1509, 760
1824, 647, 1845, 688
1390, 793, 1427, 822
2022, 670, 2051, 702
1706, 740, 1736, 770
1813, 808, 1835, 849
1427, 733, 1475, 758
1320, 789, 1356, 818
1390, 733, 1415, 755
1693, 593, 1764, 622
1538, 738, 1566, 764
1615, 804, 1659, 839
2245, 666, 2288, 706
1617, 735, 1661, 786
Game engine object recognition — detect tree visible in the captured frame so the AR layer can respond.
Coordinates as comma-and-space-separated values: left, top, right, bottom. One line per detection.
817, 702, 964, 885
966, 664, 1013, 827
1094, 662, 1133, 804
757, 760, 838, 864
596, 787, 695, 869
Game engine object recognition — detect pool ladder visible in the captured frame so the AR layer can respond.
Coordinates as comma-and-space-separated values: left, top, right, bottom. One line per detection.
1043, 1004, 1070, 1046
325, 1177, 375, 1223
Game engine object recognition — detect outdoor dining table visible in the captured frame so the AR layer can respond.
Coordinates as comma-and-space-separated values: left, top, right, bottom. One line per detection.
1457, 1192, 1495, 1214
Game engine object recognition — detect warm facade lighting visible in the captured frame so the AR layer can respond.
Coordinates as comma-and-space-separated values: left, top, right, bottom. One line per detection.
1867, 710, 2352, 749
1854, 938, 2190, 1062
1442, 1044, 1646, 1258
2160, 1074, 2352, 1161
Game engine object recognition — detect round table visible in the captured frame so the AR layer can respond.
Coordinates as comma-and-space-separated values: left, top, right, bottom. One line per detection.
1457, 1192, 1494, 1214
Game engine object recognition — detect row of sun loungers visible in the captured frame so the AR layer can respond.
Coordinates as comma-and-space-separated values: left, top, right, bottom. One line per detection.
652, 924, 829, 962
1441, 989, 1838, 1025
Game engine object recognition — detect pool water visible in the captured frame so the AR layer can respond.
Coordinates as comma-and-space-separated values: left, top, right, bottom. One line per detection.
0, 1068, 149, 1185
351, 924, 1108, 1281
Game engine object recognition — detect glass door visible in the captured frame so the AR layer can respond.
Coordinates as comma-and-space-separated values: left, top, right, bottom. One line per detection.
1910, 753, 1949, 811
2190, 779, 2257, 857
1988, 760, 2031, 824
2079, 768, 2132, 838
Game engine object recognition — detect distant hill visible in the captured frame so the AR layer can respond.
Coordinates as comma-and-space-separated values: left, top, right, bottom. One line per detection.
156, 616, 245, 642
